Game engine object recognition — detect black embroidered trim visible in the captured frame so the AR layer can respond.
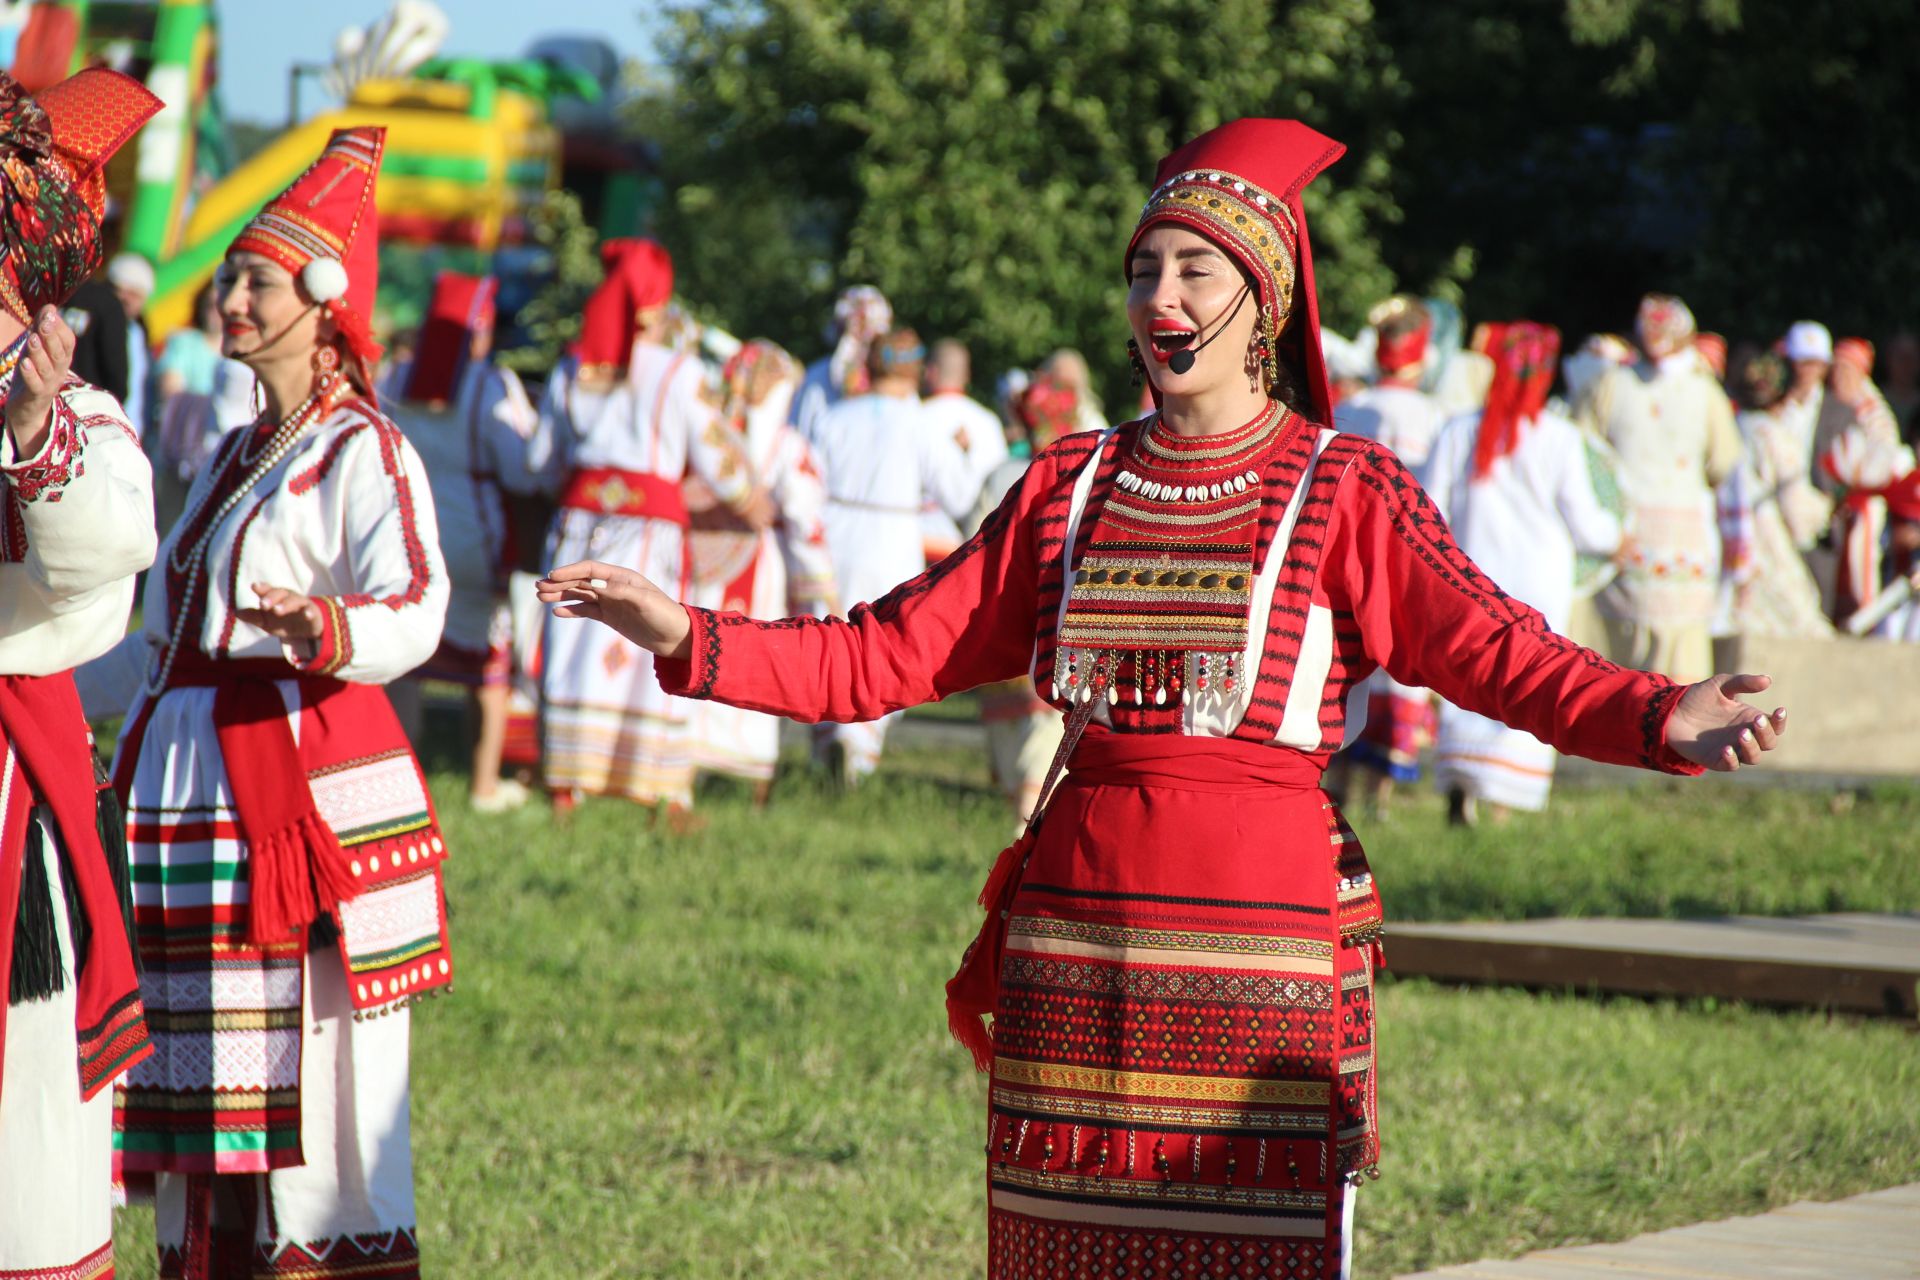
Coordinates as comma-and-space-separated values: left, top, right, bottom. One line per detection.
1638, 681, 1689, 772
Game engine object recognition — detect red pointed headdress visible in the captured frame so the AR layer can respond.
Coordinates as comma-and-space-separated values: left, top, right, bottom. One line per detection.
573, 238, 674, 376
1126, 119, 1346, 424
402, 270, 496, 405
0, 67, 161, 323
1471, 321, 1561, 481
230, 126, 385, 371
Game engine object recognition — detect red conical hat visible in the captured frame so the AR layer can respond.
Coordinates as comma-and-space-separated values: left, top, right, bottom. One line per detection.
402, 270, 496, 405
1126, 119, 1345, 424
0, 66, 161, 323
230, 126, 385, 369
572, 238, 674, 376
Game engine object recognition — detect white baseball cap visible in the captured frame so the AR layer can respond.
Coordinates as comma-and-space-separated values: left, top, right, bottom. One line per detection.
1783, 320, 1833, 363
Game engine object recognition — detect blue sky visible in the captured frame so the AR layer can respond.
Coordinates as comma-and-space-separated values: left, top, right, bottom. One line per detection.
218, 1, 658, 123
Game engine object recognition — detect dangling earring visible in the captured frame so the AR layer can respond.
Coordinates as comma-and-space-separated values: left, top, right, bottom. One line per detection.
1257, 310, 1278, 397
1126, 338, 1146, 388
312, 341, 341, 397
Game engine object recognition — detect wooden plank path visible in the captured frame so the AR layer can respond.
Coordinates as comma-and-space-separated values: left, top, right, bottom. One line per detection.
1395, 1182, 1920, 1278
1386, 913, 1920, 1018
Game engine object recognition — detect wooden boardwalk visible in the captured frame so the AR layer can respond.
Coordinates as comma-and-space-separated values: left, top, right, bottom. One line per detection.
1395, 1182, 1920, 1278
1386, 912, 1920, 1017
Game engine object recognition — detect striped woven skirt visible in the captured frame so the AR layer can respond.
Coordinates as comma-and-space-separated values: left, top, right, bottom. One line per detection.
984, 734, 1380, 1278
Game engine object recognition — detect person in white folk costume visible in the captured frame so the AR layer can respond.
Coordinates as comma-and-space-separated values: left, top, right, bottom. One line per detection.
76, 126, 457, 1280
807, 328, 976, 782
387, 271, 541, 812
1722, 352, 1831, 638
919, 337, 1006, 562
1333, 295, 1446, 808
791, 284, 892, 443
1422, 322, 1627, 823
531, 239, 768, 822
1819, 337, 1916, 629
1581, 294, 1742, 683
683, 341, 838, 798
0, 66, 161, 1280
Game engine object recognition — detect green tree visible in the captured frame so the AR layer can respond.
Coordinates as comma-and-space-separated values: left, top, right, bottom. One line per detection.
639, 0, 1411, 404
496, 190, 603, 377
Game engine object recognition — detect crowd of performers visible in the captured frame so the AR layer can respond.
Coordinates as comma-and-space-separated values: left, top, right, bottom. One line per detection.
1322, 294, 1920, 824
0, 58, 1803, 1280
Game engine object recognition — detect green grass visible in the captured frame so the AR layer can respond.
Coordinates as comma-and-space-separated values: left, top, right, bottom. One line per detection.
112, 747, 1920, 1278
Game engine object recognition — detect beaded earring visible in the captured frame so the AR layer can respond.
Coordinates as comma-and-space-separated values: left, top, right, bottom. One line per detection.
1126, 337, 1146, 387
312, 341, 341, 395
1256, 310, 1279, 397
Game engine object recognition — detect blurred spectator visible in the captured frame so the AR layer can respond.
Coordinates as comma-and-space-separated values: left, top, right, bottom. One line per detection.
920, 338, 1006, 561
107, 252, 154, 431
1778, 319, 1833, 472
388, 273, 542, 813
1422, 322, 1624, 822
808, 328, 974, 783
1821, 338, 1914, 627
1334, 295, 1444, 811
1036, 347, 1109, 434
1580, 294, 1741, 682
995, 367, 1032, 451
792, 284, 891, 442
154, 281, 224, 401
1693, 331, 1728, 381
968, 372, 1080, 821
62, 271, 129, 402
1722, 352, 1831, 637
684, 341, 838, 803
1881, 331, 1920, 441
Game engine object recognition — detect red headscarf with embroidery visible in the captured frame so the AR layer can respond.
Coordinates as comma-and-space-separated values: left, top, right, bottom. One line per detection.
1014, 371, 1080, 447
1472, 321, 1561, 480
1370, 296, 1432, 376
1125, 118, 1345, 424
401, 271, 496, 405
230, 126, 386, 379
573, 238, 674, 376
0, 67, 161, 324
1834, 337, 1875, 378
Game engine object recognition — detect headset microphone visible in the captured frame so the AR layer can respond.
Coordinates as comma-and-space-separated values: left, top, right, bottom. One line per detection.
1165, 287, 1252, 376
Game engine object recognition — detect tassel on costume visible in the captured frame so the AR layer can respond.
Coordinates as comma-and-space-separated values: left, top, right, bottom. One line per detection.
945, 830, 1035, 1072
246, 812, 360, 946
8, 821, 60, 1003
96, 767, 140, 979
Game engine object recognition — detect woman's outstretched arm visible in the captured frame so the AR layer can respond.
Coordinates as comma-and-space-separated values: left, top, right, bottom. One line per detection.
1328, 441, 1785, 773
538, 433, 1106, 724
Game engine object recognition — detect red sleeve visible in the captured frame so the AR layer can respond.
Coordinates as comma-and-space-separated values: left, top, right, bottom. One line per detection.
653, 439, 1080, 722
1326, 441, 1700, 774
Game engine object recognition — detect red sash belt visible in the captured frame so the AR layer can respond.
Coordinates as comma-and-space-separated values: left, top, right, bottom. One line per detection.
0, 671, 150, 1104
560, 466, 690, 526
115, 654, 361, 947
947, 729, 1326, 1070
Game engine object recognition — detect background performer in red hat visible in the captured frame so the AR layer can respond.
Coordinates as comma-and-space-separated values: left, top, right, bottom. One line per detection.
78, 126, 452, 1280
0, 63, 161, 1280
530, 238, 768, 825
538, 119, 1790, 1277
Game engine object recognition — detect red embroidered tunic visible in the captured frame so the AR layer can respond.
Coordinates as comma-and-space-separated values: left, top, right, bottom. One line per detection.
656, 413, 1697, 1275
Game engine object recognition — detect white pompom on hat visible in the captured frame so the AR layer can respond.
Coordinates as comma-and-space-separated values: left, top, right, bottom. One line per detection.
300, 257, 348, 305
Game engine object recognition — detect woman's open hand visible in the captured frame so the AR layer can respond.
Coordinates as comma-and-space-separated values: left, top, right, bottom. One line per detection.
536, 560, 692, 659
1664, 673, 1787, 772
235, 583, 323, 642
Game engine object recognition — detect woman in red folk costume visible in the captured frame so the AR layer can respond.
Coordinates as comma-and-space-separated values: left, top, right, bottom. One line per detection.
77, 127, 452, 1280
539, 121, 1788, 1277
0, 66, 161, 1280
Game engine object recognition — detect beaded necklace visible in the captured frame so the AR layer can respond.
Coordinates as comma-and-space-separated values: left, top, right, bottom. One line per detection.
1055, 403, 1296, 706
148, 382, 348, 693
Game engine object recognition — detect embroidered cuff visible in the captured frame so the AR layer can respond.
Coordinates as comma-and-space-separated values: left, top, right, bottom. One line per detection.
287, 595, 350, 677
1640, 681, 1704, 776
651, 604, 718, 699
1, 394, 82, 504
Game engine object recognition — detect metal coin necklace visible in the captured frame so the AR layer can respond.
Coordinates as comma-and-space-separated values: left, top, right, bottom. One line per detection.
1054, 402, 1295, 707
